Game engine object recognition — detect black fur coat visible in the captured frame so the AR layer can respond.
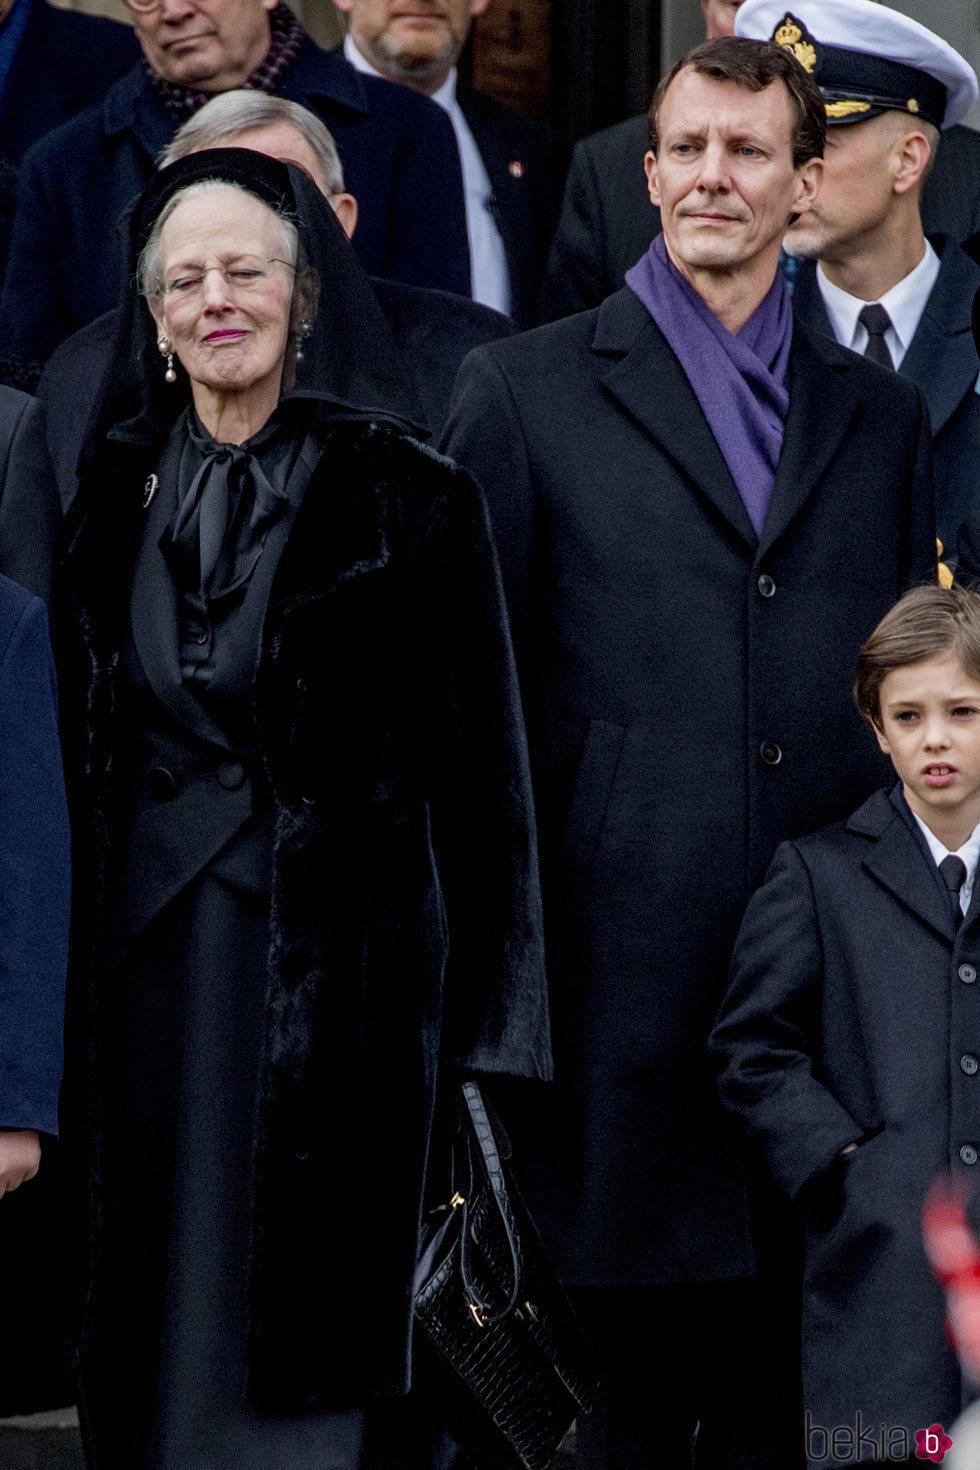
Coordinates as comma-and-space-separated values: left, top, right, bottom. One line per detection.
61, 413, 551, 1409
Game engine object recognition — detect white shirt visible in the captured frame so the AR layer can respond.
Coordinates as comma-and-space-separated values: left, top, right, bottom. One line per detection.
344, 35, 512, 316
816, 241, 941, 370
912, 810, 980, 915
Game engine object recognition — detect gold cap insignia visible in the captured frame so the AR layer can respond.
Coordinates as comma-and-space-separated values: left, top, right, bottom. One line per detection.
772, 13, 817, 74
908, 97, 920, 113
825, 99, 872, 119
937, 538, 955, 589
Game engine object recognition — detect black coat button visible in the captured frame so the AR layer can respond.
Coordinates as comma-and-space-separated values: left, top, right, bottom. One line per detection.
759, 741, 783, 767
962, 1144, 979, 1166
757, 574, 776, 599
218, 762, 245, 791
960, 964, 977, 984
962, 1055, 979, 1076
147, 766, 177, 799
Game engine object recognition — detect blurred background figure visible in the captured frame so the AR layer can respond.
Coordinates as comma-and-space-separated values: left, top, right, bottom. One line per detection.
332, 0, 567, 323
736, 0, 980, 556
0, 0, 136, 281
0, 0, 470, 361
0, 0, 137, 168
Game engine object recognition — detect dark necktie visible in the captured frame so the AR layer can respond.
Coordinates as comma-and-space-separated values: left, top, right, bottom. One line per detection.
939, 854, 968, 927
858, 303, 894, 370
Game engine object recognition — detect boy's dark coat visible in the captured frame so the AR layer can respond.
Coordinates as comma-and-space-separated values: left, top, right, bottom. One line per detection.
712, 788, 974, 1453
60, 417, 550, 1409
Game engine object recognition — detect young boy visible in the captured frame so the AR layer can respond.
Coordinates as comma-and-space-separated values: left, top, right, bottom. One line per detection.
711, 582, 980, 1469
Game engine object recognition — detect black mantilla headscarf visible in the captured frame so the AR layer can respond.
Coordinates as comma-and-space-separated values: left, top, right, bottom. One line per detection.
79, 148, 423, 472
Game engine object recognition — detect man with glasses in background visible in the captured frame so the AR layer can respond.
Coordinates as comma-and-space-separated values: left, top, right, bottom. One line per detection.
0, 0, 470, 361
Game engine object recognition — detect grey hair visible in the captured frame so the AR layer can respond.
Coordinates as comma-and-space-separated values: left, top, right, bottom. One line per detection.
138, 178, 300, 302
158, 91, 346, 196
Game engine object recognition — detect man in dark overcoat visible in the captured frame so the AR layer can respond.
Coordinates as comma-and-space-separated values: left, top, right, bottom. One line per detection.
0, 0, 470, 360
443, 34, 936, 1470
738, 0, 980, 555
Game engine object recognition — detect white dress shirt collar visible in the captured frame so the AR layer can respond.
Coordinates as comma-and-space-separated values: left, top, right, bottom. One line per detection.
816, 241, 940, 370
343, 34, 512, 315
912, 810, 980, 915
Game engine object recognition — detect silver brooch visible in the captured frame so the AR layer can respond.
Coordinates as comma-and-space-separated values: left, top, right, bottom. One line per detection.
142, 473, 159, 509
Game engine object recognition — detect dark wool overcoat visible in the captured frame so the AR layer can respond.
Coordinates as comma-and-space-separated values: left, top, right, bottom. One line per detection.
60, 414, 550, 1410
712, 790, 980, 1466
443, 290, 936, 1289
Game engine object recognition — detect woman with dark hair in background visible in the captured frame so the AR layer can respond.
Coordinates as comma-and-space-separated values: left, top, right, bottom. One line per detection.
60, 148, 549, 1470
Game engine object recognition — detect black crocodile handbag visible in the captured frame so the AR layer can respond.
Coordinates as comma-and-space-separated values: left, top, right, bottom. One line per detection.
413, 1082, 598, 1470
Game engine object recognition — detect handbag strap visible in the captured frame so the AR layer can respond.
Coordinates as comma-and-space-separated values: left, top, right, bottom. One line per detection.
458, 1081, 523, 1326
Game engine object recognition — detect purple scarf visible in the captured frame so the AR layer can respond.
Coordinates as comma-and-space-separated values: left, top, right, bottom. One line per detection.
626, 234, 793, 536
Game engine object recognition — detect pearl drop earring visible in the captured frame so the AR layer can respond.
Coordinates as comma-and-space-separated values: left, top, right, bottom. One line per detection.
158, 334, 177, 384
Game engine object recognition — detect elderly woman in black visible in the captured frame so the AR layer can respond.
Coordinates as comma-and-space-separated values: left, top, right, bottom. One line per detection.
61, 150, 549, 1470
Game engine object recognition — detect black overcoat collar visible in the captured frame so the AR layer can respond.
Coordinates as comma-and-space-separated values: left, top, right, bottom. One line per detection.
593, 285, 860, 557
793, 241, 980, 439
847, 787, 963, 942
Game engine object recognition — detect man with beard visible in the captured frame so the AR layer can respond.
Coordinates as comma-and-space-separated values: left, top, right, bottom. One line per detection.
333, 0, 567, 323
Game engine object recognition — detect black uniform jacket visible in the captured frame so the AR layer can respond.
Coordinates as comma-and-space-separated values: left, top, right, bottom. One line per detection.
62, 413, 550, 1408
712, 789, 977, 1456
0, 43, 470, 359
540, 113, 980, 320
792, 238, 980, 553
455, 87, 568, 325
442, 287, 936, 1287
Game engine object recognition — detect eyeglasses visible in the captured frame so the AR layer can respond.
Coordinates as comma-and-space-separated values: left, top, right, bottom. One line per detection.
124, 0, 190, 14
160, 258, 295, 302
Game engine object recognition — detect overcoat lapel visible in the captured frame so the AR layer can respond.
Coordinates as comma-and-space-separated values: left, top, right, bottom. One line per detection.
594, 291, 758, 549
758, 325, 860, 556
851, 794, 955, 942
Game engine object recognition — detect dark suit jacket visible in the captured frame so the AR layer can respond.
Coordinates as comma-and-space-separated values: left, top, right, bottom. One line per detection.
793, 239, 980, 552
0, 1, 138, 167
442, 288, 935, 1285
712, 788, 972, 1447
0, 385, 60, 603
0, 42, 470, 359
540, 112, 980, 320
455, 88, 568, 325
36, 284, 516, 514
